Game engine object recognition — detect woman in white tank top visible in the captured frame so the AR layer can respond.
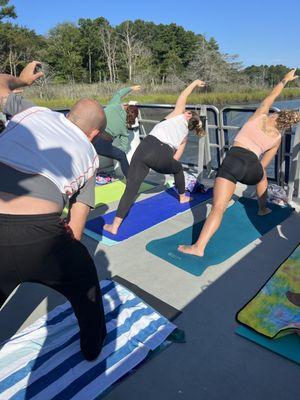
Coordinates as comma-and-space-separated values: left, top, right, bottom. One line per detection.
104, 79, 206, 235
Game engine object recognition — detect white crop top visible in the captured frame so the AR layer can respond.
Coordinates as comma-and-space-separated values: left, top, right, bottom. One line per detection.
149, 114, 188, 150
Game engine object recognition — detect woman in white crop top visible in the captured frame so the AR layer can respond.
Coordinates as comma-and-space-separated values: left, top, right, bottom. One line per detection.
104, 79, 206, 235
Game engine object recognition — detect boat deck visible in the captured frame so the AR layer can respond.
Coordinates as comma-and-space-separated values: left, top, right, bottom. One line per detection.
0, 172, 299, 400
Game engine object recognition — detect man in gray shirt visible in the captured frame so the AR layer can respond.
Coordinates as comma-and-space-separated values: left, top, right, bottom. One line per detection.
0, 61, 107, 361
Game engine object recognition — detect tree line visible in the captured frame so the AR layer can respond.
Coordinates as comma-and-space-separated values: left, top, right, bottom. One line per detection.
0, 0, 299, 91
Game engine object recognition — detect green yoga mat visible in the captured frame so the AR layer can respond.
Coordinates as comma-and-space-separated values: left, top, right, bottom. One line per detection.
62, 180, 154, 216
236, 325, 300, 364
94, 180, 154, 208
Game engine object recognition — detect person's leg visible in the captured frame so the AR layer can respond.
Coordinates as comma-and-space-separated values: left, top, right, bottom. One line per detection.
0, 264, 19, 310
152, 142, 190, 203
178, 177, 236, 256
110, 145, 130, 178
104, 140, 151, 235
94, 137, 129, 178
169, 159, 190, 204
50, 239, 107, 361
0, 227, 21, 309
12, 215, 107, 361
256, 170, 272, 216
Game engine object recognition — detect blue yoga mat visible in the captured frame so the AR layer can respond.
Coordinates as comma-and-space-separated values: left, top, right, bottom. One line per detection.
146, 197, 294, 276
85, 188, 213, 244
236, 325, 300, 364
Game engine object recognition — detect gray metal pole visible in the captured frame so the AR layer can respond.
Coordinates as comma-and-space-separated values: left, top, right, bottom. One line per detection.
287, 122, 300, 201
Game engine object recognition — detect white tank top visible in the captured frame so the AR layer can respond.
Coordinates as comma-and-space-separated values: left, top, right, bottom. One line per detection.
0, 107, 99, 197
149, 114, 188, 150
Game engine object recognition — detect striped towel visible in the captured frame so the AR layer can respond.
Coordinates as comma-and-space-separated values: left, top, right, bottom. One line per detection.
0, 280, 176, 399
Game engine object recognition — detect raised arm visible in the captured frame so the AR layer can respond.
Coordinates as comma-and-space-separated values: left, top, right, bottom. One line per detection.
108, 85, 141, 106
0, 61, 43, 115
0, 61, 43, 98
165, 80, 205, 120
251, 69, 298, 118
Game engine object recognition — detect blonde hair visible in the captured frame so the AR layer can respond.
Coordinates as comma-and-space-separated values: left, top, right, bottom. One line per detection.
188, 111, 206, 137
276, 110, 300, 131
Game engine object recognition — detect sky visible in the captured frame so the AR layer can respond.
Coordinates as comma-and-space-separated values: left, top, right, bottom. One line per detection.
10, 0, 300, 68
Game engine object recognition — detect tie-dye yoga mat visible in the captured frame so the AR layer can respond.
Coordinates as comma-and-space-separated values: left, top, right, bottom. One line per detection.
236, 244, 300, 364
237, 244, 300, 338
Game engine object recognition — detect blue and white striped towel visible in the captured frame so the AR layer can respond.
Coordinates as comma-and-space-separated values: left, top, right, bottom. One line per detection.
0, 280, 176, 400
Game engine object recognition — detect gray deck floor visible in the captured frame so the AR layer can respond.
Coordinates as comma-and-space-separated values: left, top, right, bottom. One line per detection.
0, 175, 299, 400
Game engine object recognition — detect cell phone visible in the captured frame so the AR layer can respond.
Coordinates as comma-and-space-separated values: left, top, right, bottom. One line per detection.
34, 64, 43, 74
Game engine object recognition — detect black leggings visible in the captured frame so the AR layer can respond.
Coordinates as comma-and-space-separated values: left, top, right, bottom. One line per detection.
216, 146, 264, 185
116, 135, 185, 219
0, 213, 106, 361
94, 136, 129, 177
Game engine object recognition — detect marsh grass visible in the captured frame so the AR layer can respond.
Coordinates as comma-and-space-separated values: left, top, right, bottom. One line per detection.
25, 83, 300, 109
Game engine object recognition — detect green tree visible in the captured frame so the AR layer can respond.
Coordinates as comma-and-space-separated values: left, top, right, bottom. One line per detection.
0, 0, 16, 21
45, 22, 84, 83
0, 22, 45, 74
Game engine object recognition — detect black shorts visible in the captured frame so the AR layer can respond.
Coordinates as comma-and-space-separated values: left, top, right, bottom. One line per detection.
216, 146, 264, 185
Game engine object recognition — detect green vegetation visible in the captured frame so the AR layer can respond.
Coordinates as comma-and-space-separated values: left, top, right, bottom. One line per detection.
27, 88, 300, 109
1, 1, 299, 104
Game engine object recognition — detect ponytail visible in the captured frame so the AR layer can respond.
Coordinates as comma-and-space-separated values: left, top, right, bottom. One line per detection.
188, 111, 206, 137
126, 105, 139, 129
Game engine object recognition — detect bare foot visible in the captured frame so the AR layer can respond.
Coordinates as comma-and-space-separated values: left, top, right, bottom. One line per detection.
178, 244, 204, 257
179, 195, 193, 204
103, 223, 119, 235
258, 207, 272, 216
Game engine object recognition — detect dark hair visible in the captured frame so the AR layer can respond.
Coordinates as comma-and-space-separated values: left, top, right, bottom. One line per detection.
126, 105, 139, 128
188, 110, 206, 137
275, 110, 300, 131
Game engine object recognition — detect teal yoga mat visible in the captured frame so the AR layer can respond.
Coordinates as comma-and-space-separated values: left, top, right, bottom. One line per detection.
146, 197, 294, 276
236, 325, 300, 364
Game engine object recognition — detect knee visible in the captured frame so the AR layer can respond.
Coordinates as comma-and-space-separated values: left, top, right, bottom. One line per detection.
211, 203, 226, 215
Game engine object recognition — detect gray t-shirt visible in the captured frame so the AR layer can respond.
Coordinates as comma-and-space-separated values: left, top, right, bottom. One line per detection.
0, 94, 95, 210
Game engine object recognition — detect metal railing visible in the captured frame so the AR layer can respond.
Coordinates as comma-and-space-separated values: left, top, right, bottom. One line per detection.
55, 103, 300, 200
136, 103, 300, 199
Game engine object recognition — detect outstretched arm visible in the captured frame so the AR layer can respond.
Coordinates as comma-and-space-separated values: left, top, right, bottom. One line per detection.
173, 138, 188, 161
165, 80, 205, 120
251, 69, 298, 118
108, 85, 141, 106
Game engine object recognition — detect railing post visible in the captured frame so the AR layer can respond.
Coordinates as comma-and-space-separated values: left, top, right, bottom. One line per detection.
287, 122, 300, 201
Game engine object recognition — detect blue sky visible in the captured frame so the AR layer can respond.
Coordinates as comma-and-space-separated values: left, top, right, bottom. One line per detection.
11, 0, 300, 67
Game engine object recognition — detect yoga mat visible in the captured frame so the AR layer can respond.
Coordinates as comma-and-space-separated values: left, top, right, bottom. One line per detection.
62, 180, 155, 216
85, 188, 213, 245
237, 244, 300, 338
0, 280, 176, 400
236, 325, 300, 365
146, 197, 294, 276
94, 180, 154, 208
112, 275, 181, 322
